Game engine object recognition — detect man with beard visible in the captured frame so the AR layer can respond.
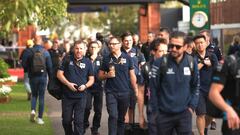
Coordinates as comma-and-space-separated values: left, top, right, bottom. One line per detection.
149, 31, 200, 135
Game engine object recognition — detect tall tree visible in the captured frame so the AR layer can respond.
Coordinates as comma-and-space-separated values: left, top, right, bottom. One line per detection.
83, 5, 139, 36
0, 0, 68, 37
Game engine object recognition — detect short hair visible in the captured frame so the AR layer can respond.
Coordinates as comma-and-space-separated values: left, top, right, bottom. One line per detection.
193, 34, 206, 42
73, 40, 87, 49
121, 31, 132, 41
170, 31, 186, 44
185, 36, 194, 45
108, 36, 122, 44
159, 27, 170, 34
88, 41, 101, 48
151, 38, 167, 51
199, 29, 211, 37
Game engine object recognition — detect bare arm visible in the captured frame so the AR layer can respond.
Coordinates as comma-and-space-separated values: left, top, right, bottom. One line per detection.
129, 69, 138, 97
209, 83, 240, 129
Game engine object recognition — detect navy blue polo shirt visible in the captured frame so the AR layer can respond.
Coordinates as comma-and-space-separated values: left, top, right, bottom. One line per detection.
59, 55, 94, 98
100, 53, 134, 93
195, 52, 218, 94
149, 53, 200, 113
88, 55, 103, 91
122, 47, 145, 75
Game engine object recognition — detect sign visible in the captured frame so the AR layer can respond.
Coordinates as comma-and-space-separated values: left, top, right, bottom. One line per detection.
190, 0, 210, 32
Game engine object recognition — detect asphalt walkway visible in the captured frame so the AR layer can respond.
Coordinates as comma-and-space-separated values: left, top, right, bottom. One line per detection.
46, 92, 222, 135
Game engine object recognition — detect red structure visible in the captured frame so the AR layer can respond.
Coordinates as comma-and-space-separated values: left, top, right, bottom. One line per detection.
139, 3, 160, 42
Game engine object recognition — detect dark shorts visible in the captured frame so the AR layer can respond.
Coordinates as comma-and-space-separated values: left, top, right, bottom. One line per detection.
196, 92, 208, 116
129, 90, 136, 109
137, 74, 144, 85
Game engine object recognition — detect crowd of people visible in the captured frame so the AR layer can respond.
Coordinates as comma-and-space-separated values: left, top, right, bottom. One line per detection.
19, 28, 240, 135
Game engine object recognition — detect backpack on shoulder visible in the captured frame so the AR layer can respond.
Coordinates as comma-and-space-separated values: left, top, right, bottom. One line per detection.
30, 49, 46, 74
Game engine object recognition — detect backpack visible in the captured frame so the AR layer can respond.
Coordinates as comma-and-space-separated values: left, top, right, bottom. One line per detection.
30, 49, 46, 74
226, 53, 240, 104
47, 54, 70, 100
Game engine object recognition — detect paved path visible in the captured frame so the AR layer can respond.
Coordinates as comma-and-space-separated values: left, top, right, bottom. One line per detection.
46, 92, 222, 135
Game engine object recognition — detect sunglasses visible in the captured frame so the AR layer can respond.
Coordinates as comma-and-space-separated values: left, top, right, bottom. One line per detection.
168, 44, 183, 50
109, 42, 120, 46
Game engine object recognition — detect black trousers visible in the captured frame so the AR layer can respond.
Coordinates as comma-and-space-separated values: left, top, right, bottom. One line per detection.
62, 94, 87, 135
84, 89, 103, 133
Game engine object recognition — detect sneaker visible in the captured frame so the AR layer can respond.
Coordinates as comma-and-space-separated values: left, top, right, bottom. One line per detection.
30, 110, 35, 122
210, 121, 217, 130
37, 118, 44, 125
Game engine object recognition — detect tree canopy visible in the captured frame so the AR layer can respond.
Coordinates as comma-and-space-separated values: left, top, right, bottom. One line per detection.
0, 0, 68, 37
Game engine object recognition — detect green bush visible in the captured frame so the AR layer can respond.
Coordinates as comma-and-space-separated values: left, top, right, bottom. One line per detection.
0, 58, 10, 78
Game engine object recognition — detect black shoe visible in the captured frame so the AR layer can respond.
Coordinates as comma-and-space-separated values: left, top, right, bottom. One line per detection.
204, 128, 208, 135
91, 131, 100, 135
210, 121, 217, 130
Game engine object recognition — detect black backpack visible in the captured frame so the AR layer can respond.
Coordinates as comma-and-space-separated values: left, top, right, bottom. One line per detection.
47, 54, 70, 100
30, 49, 46, 74
226, 53, 240, 104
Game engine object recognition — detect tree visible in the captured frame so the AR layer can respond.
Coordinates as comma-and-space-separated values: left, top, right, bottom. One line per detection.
0, 0, 68, 37
83, 5, 139, 36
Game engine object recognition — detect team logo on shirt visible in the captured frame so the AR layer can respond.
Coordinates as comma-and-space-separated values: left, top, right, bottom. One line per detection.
69, 61, 74, 65
119, 58, 126, 64
183, 67, 191, 76
166, 68, 175, 74
96, 61, 100, 66
130, 53, 136, 57
79, 63, 86, 69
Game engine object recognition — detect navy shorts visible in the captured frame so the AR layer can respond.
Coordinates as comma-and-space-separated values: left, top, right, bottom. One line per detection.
137, 74, 144, 85
196, 92, 208, 116
129, 90, 136, 109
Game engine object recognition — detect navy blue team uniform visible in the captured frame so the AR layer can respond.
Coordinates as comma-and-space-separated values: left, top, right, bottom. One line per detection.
59, 55, 94, 135
195, 52, 218, 115
84, 55, 103, 135
149, 53, 200, 134
100, 53, 134, 135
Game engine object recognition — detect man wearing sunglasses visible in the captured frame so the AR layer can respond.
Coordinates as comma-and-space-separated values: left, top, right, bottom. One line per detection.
149, 31, 200, 135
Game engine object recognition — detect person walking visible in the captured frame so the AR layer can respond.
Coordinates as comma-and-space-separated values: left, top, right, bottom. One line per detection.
23, 35, 53, 125
149, 31, 200, 135
84, 41, 103, 135
142, 37, 168, 135
193, 35, 218, 135
57, 40, 94, 135
20, 39, 34, 100
209, 49, 240, 135
98, 36, 138, 135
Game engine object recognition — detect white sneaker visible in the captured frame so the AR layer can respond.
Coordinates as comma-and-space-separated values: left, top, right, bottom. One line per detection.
30, 110, 35, 122
37, 118, 44, 125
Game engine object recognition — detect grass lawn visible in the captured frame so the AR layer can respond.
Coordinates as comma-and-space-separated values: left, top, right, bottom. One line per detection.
0, 82, 53, 135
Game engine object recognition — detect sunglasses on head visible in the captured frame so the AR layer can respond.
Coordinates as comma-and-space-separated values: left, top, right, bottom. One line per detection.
168, 44, 183, 50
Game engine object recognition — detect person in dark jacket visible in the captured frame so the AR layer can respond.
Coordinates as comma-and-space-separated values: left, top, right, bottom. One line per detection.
20, 39, 34, 100
142, 37, 168, 135
23, 35, 53, 125
149, 31, 200, 135
228, 35, 240, 55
